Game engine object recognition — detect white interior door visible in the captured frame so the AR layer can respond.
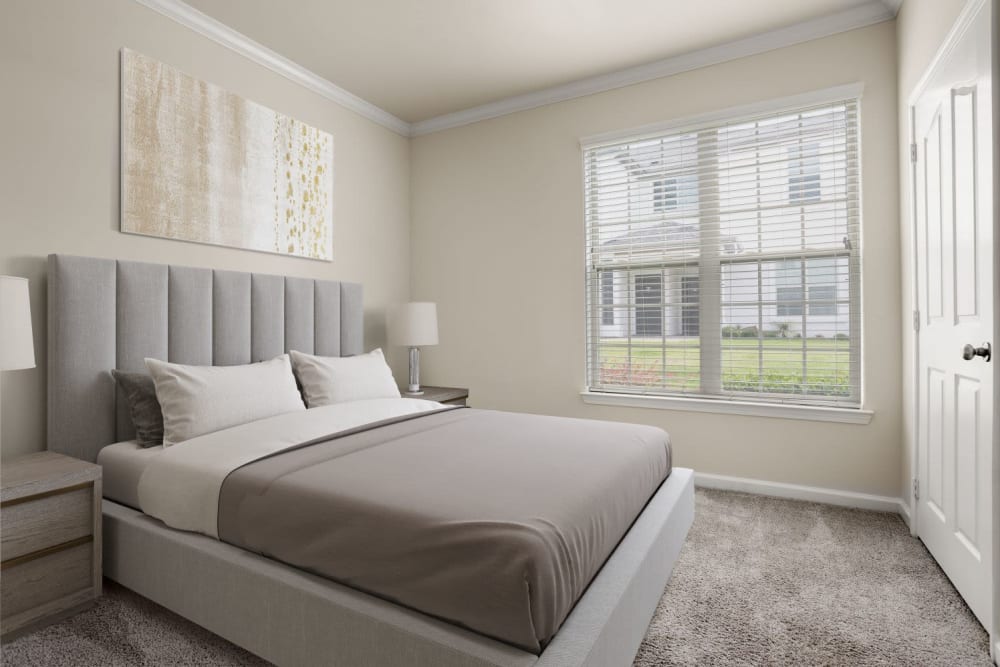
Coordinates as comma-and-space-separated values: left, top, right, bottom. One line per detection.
912, 0, 994, 633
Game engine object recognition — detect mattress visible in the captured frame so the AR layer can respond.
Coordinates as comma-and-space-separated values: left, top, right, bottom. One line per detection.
97, 440, 163, 509
216, 408, 672, 653
129, 401, 672, 654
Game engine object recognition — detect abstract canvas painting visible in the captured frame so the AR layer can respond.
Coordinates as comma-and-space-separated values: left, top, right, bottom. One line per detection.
121, 49, 333, 260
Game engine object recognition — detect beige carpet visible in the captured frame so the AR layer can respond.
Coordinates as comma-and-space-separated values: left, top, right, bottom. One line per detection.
2, 488, 992, 666
634, 489, 992, 666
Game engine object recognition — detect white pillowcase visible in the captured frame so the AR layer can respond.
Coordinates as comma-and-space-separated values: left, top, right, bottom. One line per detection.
289, 348, 401, 407
145, 355, 305, 446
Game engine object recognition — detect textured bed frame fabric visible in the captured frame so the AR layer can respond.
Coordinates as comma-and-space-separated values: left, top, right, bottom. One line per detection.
47, 254, 363, 461
102, 470, 694, 667
47, 254, 695, 667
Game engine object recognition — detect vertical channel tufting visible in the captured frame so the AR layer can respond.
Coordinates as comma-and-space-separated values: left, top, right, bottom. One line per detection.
47, 255, 364, 463
116, 261, 168, 441
47, 255, 117, 461
213, 270, 252, 365
313, 280, 341, 357
284, 277, 315, 354
168, 266, 213, 365
251, 274, 284, 361
340, 283, 363, 356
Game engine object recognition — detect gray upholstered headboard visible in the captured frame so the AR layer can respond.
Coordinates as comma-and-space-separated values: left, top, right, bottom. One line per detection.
47, 254, 363, 462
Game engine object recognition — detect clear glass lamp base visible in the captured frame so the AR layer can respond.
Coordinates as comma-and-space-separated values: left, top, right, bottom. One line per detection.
406, 347, 422, 395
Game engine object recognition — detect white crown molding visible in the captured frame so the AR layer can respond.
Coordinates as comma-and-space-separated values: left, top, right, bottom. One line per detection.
133, 0, 897, 139
694, 472, 908, 517
411, 0, 894, 136
132, 0, 411, 136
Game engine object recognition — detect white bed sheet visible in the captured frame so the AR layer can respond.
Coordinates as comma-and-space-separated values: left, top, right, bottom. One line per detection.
137, 397, 444, 538
97, 440, 165, 509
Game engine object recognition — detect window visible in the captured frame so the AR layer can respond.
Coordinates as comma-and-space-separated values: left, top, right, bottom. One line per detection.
584, 93, 860, 407
775, 261, 804, 317
788, 143, 821, 203
600, 271, 615, 325
653, 179, 677, 211
653, 172, 699, 214
680, 276, 699, 336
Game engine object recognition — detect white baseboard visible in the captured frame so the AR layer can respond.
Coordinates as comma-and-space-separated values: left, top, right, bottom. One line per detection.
694, 472, 908, 519
895, 498, 912, 528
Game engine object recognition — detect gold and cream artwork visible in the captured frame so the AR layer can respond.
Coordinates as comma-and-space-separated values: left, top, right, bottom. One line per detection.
121, 49, 333, 260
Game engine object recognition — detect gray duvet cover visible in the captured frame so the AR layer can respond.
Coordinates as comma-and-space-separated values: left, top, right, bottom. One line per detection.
217, 407, 671, 653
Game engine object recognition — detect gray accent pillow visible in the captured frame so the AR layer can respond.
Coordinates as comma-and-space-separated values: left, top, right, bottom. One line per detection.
112, 370, 164, 447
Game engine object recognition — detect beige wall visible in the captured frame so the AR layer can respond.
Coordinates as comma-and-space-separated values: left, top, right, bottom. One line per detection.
0, 5, 919, 498
894, 0, 970, 508
412, 22, 904, 497
0, 0, 411, 459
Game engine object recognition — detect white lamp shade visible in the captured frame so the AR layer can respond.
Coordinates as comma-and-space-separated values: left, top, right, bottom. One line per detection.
0, 276, 35, 370
387, 302, 439, 347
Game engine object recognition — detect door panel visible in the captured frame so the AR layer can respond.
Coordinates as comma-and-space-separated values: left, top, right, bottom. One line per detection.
926, 367, 946, 517
953, 88, 979, 320
954, 373, 980, 550
913, 0, 993, 632
924, 110, 944, 321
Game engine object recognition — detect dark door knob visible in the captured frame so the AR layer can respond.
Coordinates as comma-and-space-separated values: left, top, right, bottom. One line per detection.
962, 342, 992, 362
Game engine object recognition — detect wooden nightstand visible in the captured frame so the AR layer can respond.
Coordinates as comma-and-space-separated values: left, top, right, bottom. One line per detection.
405, 386, 469, 407
1, 451, 102, 640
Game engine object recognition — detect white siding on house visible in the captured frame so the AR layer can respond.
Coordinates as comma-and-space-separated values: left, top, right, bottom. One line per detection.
596, 124, 852, 341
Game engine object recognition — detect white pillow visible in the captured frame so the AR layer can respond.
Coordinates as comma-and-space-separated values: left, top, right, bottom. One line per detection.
289, 348, 401, 407
145, 355, 305, 446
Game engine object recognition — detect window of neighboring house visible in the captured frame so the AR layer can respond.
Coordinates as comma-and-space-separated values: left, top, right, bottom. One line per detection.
807, 258, 839, 316
776, 289, 804, 317
653, 171, 699, 214
681, 275, 700, 336
775, 258, 840, 317
634, 273, 663, 337
601, 270, 615, 325
776, 261, 804, 317
584, 93, 860, 407
653, 178, 678, 211
789, 142, 821, 203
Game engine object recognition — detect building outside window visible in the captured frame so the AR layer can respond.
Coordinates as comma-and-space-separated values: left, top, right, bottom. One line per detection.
584, 92, 860, 407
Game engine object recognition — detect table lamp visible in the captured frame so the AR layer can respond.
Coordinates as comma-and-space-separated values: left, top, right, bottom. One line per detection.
0, 276, 36, 449
387, 302, 438, 395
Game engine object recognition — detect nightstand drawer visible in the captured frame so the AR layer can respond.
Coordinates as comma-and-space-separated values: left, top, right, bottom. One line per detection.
1, 452, 102, 639
1, 542, 93, 623
1, 486, 93, 562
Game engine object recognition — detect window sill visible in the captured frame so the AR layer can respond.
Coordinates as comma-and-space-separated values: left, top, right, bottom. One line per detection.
579, 391, 873, 425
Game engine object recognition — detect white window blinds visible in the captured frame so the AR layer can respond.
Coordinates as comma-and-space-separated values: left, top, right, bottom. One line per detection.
584, 95, 861, 407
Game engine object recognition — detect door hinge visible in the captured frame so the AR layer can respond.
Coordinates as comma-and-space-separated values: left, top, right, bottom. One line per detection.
913, 478, 919, 501
910, 143, 918, 163
913, 310, 920, 332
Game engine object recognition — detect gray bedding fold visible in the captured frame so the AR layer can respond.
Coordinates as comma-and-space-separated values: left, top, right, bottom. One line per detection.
217, 408, 671, 653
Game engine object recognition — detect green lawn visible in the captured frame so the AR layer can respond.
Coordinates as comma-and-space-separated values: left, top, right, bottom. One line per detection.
596, 336, 851, 396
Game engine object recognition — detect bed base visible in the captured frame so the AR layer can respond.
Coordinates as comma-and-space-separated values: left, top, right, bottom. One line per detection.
103, 467, 694, 667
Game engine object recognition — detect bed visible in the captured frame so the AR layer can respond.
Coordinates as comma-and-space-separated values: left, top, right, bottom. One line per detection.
46, 254, 695, 667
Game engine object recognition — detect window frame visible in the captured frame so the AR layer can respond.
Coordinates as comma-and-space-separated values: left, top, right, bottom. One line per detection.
581, 84, 865, 416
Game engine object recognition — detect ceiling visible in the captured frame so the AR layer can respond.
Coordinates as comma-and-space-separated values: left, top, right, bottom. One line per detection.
184, 0, 898, 124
